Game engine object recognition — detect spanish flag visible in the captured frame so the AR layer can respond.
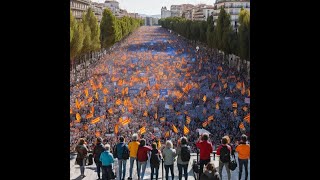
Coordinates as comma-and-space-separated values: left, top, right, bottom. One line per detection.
99, 82, 103, 89
95, 92, 99, 100
208, 115, 214, 121
91, 106, 94, 114
140, 126, 146, 134
172, 125, 178, 133
186, 116, 191, 124
183, 125, 190, 135
104, 96, 107, 103
165, 131, 170, 138
232, 102, 238, 108
244, 114, 250, 123
202, 121, 208, 127
239, 122, 245, 129
91, 117, 100, 124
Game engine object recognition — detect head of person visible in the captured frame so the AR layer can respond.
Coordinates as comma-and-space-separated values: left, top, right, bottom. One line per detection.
96, 137, 102, 144
139, 139, 146, 147
241, 134, 247, 143
221, 136, 228, 145
132, 133, 138, 141
201, 133, 209, 141
166, 140, 173, 149
105, 144, 110, 151
119, 136, 125, 143
78, 138, 85, 145
225, 135, 230, 144
180, 136, 188, 145
205, 162, 217, 173
152, 142, 157, 150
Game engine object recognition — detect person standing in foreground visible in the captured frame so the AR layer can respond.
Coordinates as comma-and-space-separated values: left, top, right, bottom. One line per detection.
196, 133, 214, 177
75, 138, 88, 178
162, 140, 176, 180
235, 134, 250, 180
93, 137, 105, 180
128, 133, 140, 180
100, 144, 114, 180
176, 137, 191, 180
150, 142, 162, 180
137, 139, 152, 180
115, 136, 129, 180
216, 136, 232, 180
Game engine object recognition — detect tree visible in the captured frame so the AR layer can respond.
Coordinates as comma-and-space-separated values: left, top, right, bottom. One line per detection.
238, 9, 250, 61
70, 11, 75, 43
100, 8, 116, 48
84, 8, 100, 52
70, 21, 84, 79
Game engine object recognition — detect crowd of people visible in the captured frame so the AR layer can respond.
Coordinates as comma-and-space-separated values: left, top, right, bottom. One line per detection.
70, 26, 250, 179
75, 133, 250, 180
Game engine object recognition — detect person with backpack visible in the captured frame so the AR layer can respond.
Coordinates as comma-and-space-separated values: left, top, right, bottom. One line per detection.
216, 136, 232, 180
162, 140, 176, 180
137, 139, 152, 180
176, 137, 191, 180
93, 137, 105, 180
114, 136, 129, 180
200, 162, 220, 180
150, 142, 162, 180
75, 138, 88, 178
196, 133, 214, 177
100, 144, 115, 180
128, 133, 140, 180
235, 134, 250, 180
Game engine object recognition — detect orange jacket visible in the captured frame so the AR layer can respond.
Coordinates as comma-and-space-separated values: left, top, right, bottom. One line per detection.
235, 143, 250, 159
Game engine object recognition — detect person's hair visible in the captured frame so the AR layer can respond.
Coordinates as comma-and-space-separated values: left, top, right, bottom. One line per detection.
166, 140, 173, 148
97, 137, 102, 143
139, 139, 146, 147
205, 162, 217, 173
202, 133, 209, 141
241, 134, 247, 142
180, 137, 188, 145
78, 138, 85, 145
105, 144, 110, 151
119, 136, 124, 142
221, 136, 228, 144
132, 133, 138, 141
225, 135, 230, 144
152, 142, 157, 149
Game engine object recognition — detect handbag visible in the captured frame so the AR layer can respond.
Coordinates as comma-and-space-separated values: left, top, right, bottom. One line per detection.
229, 154, 237, 171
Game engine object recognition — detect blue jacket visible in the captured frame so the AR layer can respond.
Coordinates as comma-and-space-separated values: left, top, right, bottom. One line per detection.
116, 142, 128, 159
100, 150, 114, 166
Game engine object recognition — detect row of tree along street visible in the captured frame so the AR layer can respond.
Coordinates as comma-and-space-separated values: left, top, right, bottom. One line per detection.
70, 8, 144, 82
159, 7, 250, 62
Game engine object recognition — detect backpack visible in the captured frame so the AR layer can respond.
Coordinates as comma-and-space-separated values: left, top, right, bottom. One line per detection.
150, 150, 161, 167
219, 145, 230, 163
122, 145, 130, 160
180, 146, 191, 162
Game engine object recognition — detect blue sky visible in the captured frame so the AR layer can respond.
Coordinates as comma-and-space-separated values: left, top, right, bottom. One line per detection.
92, 0, 216, 15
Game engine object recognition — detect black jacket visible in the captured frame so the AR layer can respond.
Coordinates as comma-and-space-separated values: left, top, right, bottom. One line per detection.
93, 143, 105, 163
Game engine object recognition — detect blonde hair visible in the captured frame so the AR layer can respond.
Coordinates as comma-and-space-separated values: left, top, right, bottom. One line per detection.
105, 144, 110, 151
166, 140, 173, 148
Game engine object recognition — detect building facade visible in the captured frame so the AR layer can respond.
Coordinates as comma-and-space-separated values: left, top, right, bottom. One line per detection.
91, 2, 103, 23
161, 7, 172, 19
213, 0, 250, 28
70, 0, 91, 20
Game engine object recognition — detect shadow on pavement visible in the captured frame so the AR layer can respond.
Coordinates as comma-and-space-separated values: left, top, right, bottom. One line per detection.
71, 175, 83, 180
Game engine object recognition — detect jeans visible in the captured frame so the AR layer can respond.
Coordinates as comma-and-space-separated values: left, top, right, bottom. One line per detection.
238, 158, 249, 180
219, 161, 231, 180
177, 164, 188, 180
137, 161, 147, 179
199, 159, 210, 177
96, 161, 102, 178
118, 159, 127, 180
80, 158, 86, 176
129, 157, 138, 178
150, 166, 159, 180
102, 165, 112, 180
164, 164, 174, 180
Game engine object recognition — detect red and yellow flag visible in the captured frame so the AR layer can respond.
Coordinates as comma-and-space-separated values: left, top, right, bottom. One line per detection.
86, 113, 93, 119
140, 126, 146, 134
104, 96, 107, 103
208, 115, 214, 121
121, 118, 131, 126
160, 117, 166, 122
88, 97, 93, 103
172, 125, 178, 133
108, 108, 113, 114
239, 122, 245, 129
95, 131, 101, 137
203, 95, 207, 102
75, 99, 80, 109
165, 131, 170, 138
232, 102, 238, 108
91, 117, 100, 124
91, 106, 94, 114
202, 121, 208, 127
244, 114, 250, 123
103, 88, 108, 95
183, 125, 190, 135
143, 111, 148, 117
76, 113, 81, 122
116, 99, 121, 105
84, 88, 89, 97
114, 124, 119, 134
216, 103, 220, 110
95, 92, 99, 100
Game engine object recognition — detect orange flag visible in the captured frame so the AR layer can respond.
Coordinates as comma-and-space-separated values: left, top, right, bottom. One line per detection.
70, 108, 73, 114
108, 108, 113, 114
116, 99, 121, 105
104, 96, 107, 103
183, 125, 190, 135
95, 131, 101, 137
76, 113, 81, 122
160, 117, 166, 122
143, 111, 148, 117
84, 88, 89, 97
91, 117, 100, 124
239, 122, 245, 129
75, 99, 80, 109
244, 114, 250, 123
186, 116, 191, 124
103, 88, 108, 95
88, 97, 93, 103
121, 118, 131, 126
216, 103, 220, 109
203, 95, 207, 102
86, 113, 93, 119
208, 115, 214, 121
95, 92, 99, 100
202, 121, 208, 127
99, 82, 103, 89
91, 106, 94, 114
114, 124, 119, 134
172, 125, 178, 133
140, 126, 146, 134
165, 131, 170, 138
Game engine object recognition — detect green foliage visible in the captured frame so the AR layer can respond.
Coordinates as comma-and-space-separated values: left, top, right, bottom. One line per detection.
70, 21, 84, 60
238, 9, 250, 60
100, 8, 116, 48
